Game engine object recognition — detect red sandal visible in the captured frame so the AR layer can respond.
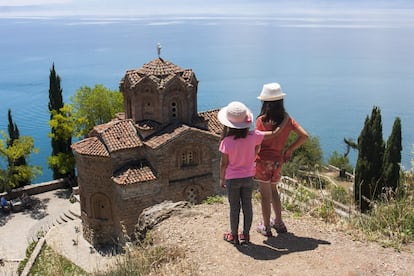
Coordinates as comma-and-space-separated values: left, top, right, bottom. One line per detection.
223, 232, 239, 245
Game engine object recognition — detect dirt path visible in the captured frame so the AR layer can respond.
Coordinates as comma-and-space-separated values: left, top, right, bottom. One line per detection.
153, 200, 414, 276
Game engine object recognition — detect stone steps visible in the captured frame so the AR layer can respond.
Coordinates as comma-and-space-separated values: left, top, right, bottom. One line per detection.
28, 202, 81, 243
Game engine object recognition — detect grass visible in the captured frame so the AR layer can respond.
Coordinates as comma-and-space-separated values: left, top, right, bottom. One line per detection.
202, 195, 225, 204
30, 244, 88, 275
330, 185, 351, 205
100, 232, 197, 276
281, 170, 414, 250
283, 185, 317, 216
24, 172, 414, 274
350, 186, 414, 250
24, 231, 195, 275
17, 240, 37, 275
310, 200, 338, 223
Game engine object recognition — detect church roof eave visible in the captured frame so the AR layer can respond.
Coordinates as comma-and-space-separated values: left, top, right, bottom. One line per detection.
71, 136, 110, 157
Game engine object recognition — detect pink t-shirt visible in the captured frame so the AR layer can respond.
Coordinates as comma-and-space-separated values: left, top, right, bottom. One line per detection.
219, 130, 264, 180
255, 115, 300, 161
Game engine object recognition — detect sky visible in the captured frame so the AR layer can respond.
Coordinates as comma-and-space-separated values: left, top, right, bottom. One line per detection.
1, 0, 414, 19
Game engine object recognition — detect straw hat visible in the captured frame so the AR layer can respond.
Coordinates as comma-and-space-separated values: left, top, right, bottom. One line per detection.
217, 101, 253, 129
257, 82, 286, 101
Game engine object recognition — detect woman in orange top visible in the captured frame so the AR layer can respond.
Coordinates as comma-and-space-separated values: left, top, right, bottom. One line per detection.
255, 83, 309, 237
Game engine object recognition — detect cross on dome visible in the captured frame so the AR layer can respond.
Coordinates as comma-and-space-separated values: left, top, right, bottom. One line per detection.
157, 43, 162, 58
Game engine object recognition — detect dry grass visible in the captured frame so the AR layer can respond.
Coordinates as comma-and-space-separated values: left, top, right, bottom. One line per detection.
100, 233, 198, 276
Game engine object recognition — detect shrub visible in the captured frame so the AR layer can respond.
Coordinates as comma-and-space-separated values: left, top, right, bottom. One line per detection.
352, 187, 414, 249
330, 185, 351, 205
202, 195, 224, 204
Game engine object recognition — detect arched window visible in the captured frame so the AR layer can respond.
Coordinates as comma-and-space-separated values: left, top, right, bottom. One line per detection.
180, 150, 197, 167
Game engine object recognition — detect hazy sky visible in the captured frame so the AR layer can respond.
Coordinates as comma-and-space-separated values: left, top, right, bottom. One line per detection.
1, 0, 413, 19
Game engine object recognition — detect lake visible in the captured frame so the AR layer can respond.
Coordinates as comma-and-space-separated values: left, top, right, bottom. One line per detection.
1, 12, 413, 183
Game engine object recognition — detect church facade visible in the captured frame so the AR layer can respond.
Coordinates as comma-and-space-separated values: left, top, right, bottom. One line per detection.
71, 57, 223, 247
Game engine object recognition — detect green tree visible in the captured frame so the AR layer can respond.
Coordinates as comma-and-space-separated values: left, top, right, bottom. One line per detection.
328, 151, 353, 173
48, 63, 63, 112
70, 84, 124, 137
282, 134, 323, 177
0, 132, 41, 193
382, 117, 402, 192
48, 64, 74, 179
355, 106, 385, 212
7, 109, 29, 188
48, 105, 76, 179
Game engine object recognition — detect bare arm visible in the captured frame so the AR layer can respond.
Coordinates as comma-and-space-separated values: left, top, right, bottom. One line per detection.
255, 144, 261, 156
220, 153, 229, 188
284, 125, 309, 161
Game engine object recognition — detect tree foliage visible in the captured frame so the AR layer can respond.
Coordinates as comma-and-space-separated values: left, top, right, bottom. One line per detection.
48, 63, 63, 113
382, 117, 402, 191
6, 109, 29, 188
328, 151, 353, 173
0, 132, 41, 192
70, 84, 124, 137
48, 64, 74, 179
48, 105, 76, 178
355, 106, 385, 212
282, 134, 323, 177
8, 109, 20, 143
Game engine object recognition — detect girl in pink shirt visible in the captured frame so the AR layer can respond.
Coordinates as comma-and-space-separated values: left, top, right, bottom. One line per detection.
218, 101, 286, 245
255, 83, 309, 237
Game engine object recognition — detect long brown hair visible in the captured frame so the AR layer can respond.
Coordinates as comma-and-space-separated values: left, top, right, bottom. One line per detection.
258, 100, 286, 125
221, 126, 249, 140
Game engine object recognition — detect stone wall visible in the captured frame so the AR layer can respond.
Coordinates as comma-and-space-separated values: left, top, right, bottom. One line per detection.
0, 178, 67, 200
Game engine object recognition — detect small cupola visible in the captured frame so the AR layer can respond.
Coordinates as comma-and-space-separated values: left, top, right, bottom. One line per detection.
120, 44, 199, 126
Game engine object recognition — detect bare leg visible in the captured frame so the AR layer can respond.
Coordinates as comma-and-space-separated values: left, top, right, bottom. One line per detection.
259, 182, 272, 227
271, 183, 283, 224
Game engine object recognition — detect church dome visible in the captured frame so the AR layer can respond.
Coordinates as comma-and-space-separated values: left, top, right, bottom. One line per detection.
121, 58, 196, 89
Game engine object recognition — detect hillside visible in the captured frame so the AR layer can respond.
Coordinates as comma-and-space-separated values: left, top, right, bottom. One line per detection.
149, 199, 414, 276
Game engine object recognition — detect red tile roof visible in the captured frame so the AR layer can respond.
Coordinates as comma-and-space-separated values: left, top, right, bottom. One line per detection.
122, 58, 195, 89
198, 109, 223, 134
71, 136, 109, 157
93, 119, 143, 153
72, 111, 222, 156
144, 124, 190, 149
112, 162, 157, 185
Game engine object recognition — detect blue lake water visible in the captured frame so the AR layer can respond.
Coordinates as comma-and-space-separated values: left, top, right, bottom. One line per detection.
1, 14, 414, 183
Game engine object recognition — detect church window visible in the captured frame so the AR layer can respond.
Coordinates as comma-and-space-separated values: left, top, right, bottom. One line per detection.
171, 101, 177, 118
181, 150, 197, 167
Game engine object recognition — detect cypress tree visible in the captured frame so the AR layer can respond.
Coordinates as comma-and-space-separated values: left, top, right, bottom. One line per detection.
7, 109, 20, 144
48, 63, 63, 114
369, 107, 385, 198
48, 64, 74, 180
382, 117, 402, 192
355, 116, 370, 211
7, 109, 29, 187
354, 106, 385, 212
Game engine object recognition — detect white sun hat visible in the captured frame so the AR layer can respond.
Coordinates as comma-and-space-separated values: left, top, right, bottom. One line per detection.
257, 82, 286, 101
217, 101, 253, 129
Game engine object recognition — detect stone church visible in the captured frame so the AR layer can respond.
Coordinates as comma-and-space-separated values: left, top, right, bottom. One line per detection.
71, 56, 223, 247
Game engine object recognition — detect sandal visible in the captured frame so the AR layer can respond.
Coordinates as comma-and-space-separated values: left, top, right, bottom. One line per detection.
223, 232, 239, 245
256, 223, 272, 237
239, 233, 250, 245
270, 219, 287, 233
